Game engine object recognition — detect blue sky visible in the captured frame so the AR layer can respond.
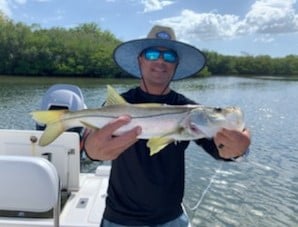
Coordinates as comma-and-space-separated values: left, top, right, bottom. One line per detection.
1, 0, 298, 57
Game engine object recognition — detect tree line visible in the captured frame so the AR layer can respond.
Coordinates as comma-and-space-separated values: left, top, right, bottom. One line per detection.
1, 12, 297, 78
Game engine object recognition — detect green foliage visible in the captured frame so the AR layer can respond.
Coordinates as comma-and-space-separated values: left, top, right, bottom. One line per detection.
204, 50, 298, 76
0, 12, 297, 78
0, 14, 122, 77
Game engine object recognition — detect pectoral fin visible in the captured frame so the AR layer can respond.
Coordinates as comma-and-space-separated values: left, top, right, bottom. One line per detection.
147, 137, 174, 156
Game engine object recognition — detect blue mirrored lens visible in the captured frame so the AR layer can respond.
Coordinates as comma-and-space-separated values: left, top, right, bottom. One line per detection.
145, 50, 160, 61
143, 49, 177, 63
163, 52, 177, 63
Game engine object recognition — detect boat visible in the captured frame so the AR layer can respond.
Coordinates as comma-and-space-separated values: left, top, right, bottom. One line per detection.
0, 84, 109, 227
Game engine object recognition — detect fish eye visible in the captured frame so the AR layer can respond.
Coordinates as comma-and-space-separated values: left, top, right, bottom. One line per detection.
214, 107, 222, 112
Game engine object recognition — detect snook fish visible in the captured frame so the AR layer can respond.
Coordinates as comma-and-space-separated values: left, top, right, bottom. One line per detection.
31, 85, 245, 156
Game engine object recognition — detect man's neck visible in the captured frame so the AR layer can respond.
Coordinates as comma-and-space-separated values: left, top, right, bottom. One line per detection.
140, 80, 171, 95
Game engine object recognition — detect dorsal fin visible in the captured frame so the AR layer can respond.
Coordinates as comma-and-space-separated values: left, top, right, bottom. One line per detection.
105, 85, 128, 106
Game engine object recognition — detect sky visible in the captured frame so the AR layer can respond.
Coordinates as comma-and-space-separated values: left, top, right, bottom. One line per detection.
1, 0, 298, 57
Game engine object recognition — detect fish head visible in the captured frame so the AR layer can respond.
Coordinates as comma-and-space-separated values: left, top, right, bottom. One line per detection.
187, 106, 245, 138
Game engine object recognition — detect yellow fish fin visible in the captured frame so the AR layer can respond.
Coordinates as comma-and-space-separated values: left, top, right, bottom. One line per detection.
147, 137, 174, 156
105, 85, 128, 106
80, 120, 100, 130
30, 110, 67, 146
31, 110, 67, 125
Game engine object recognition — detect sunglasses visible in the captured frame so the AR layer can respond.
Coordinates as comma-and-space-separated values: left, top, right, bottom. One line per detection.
142, 48, 178, 63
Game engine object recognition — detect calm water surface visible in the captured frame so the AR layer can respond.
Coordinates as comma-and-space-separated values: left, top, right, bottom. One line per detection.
0, 76, 297, 227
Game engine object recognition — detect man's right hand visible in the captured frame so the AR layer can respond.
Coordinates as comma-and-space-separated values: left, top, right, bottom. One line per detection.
84, 115, 142, 160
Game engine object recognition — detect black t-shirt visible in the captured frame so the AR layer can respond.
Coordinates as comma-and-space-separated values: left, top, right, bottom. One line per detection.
103, 87, 219, 225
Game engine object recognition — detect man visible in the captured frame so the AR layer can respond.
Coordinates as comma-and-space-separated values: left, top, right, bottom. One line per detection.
84, 25, 251, 226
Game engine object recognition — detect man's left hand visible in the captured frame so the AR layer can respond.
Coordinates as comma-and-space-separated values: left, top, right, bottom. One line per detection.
214, 128, 251, 159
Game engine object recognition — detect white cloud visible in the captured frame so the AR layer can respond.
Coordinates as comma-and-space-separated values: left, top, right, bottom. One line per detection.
141, 0, 174, 13
0, 0, 27, 17
241, 0, 298, 34
156, 9, 241, 41
155, 0, 298, 43
0, 0, 11, 16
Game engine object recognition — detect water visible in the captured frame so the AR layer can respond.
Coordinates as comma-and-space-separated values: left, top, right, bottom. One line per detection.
0, 76, 297, 226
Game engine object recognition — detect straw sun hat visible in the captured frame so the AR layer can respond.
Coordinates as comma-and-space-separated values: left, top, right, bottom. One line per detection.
113, 25, 206, 80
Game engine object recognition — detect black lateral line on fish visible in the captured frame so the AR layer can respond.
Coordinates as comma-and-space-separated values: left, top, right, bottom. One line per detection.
63, 110, 190, 120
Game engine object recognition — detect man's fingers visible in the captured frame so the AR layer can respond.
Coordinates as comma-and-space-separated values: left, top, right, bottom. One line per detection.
119, 126, 142, 143
95, 115, 131, 136
99, 126, 142, 159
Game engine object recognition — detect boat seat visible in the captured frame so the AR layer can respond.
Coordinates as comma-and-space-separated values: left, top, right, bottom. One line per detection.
0, 129, 80, 191
0, 156, 60, 226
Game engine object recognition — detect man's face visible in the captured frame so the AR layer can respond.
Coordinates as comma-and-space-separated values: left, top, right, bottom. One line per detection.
138, 47, 178, 87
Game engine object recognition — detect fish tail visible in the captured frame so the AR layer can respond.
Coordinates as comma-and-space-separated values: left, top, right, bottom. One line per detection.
31, 110, 67, 146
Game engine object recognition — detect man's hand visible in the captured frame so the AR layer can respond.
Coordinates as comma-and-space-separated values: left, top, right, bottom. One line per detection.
214, 128, 251, 159
84, 115, 142, 161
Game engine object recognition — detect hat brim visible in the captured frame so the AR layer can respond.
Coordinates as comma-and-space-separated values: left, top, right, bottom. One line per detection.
113, 39, 206, 80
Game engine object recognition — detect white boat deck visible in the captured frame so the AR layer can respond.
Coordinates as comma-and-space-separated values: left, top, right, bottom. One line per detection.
0, 129, 110, 227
